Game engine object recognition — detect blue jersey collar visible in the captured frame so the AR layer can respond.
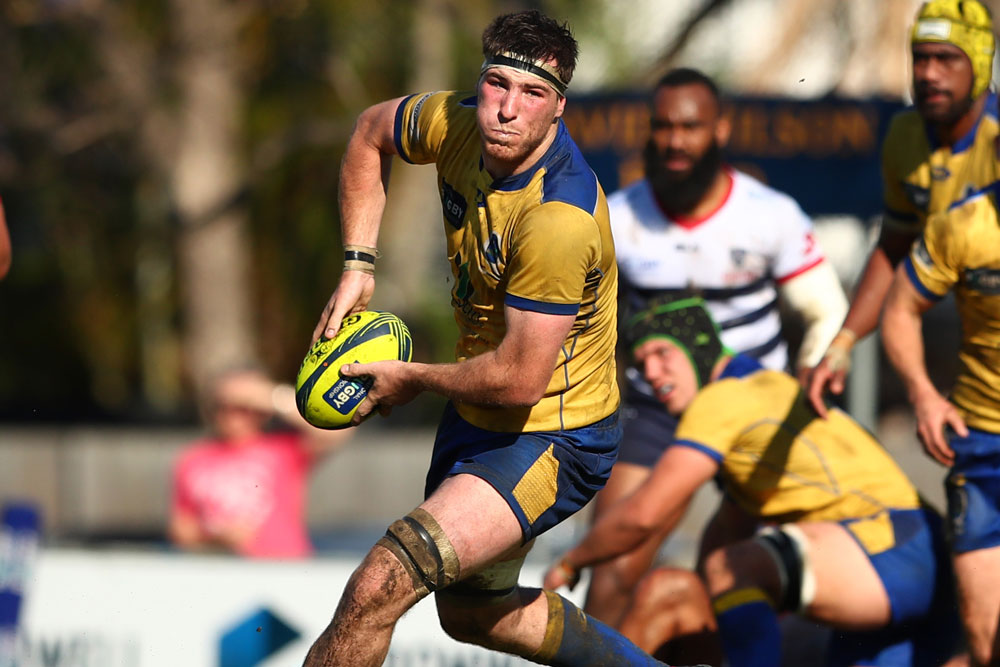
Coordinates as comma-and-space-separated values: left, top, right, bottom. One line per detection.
487, 121, 570, 191
719, 353, 764, 380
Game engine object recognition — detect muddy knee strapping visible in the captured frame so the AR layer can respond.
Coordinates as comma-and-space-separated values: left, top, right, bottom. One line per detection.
377, 508, 460, 599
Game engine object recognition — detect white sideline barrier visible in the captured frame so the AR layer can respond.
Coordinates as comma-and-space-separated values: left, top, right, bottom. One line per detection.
18, 549, 586, 667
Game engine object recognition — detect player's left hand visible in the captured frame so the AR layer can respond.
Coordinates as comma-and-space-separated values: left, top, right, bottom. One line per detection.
543, 557, 581, 591
340, 359, 420, 425
913, 389, 966, 466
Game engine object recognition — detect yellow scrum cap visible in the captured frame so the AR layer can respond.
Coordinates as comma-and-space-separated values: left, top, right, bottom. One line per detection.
912, 0, 996, 99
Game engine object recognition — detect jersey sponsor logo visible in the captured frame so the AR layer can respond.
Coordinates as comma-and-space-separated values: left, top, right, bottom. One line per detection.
441, 180, 468, 230
964, 267, 1000, 294
725, 248, 767, 285
930, 166, 951, 181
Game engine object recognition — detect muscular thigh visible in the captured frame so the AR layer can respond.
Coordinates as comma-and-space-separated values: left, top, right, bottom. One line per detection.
420, 473, 527, 576
796, 521, 891, 629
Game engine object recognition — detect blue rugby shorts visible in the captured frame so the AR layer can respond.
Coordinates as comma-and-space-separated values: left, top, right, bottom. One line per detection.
616, 389, 678, 468
828, 506, 961, 667
945, 426, 1000, 554
425, 402, 621, 542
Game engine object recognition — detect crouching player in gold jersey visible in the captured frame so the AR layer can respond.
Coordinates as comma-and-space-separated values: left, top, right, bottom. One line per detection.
883, 191, 1000, 665
545, 297, 962, 666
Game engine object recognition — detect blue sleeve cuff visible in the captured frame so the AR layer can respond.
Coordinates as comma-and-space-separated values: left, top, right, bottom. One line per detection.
504, 294, 580, 315
903, 256, 945, 302
393, 94, 417, 164
672, 439, 724, 464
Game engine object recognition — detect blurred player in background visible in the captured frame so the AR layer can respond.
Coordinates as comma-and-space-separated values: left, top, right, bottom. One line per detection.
303, 10, 682, 667
585, 67, 847, 627
546, 296, 962, 667
0, 196, 10, 280
882, 190, 1000, 665
168, 367, 349, 558
808, 0, 996, 416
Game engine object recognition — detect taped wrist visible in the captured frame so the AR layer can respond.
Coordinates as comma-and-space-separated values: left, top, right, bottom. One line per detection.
343, 244, 379, 275
376, 508, 460, 599
824, 328, 857, 373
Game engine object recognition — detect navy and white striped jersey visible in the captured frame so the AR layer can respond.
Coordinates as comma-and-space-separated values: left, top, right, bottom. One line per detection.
610, 169, 825, 397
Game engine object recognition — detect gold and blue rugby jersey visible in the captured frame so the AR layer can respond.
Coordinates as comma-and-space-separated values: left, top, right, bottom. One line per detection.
882, 91, 998, 232
905, 193, 1000, 433
674, 368, 920, 553
393, 91, 619, 433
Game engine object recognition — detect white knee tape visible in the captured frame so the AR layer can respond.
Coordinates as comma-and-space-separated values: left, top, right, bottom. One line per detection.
755, 524, 817, 612
781, 524, 817, 610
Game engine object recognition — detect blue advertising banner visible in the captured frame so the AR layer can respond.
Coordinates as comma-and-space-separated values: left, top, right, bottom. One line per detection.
0, 503, 40, 667
562, 92, 906, 219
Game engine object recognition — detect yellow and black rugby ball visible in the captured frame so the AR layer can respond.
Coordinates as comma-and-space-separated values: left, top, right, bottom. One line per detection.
295, 311, 412, 429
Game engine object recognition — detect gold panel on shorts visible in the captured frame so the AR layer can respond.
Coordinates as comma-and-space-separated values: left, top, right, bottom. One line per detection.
512, 443, 560, 525
846, 512, 895, 556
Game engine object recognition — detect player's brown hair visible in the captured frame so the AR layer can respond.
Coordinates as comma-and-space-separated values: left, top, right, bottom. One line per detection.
481, 10, 579, 85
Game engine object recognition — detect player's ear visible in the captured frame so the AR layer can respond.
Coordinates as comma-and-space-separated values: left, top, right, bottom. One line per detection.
553, 94, 566, 121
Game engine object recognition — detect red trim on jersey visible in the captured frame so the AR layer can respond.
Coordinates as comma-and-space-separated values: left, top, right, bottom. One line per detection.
655, 169, 735, 230
775, 256, 824, 284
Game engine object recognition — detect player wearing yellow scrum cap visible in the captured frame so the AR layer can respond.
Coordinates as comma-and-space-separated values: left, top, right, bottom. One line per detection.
912, 0, 995, 116
807, 0, 998, 416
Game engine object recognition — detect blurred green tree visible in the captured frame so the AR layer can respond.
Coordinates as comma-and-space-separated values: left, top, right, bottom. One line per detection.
0, 0, 612, 425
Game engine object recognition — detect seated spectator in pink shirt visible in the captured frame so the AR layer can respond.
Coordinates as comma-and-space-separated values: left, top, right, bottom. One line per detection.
168, 367, 350, 558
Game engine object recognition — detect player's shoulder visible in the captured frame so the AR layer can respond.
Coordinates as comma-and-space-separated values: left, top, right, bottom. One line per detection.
607, 179, 653, 222
534, 122, 603, 217
692, 372, 762, 412
730, 170, 809, 220
608, 179, 650, 205
938, 192, 1000, 240
408, 89, 473, 110
884, 106, 925, 142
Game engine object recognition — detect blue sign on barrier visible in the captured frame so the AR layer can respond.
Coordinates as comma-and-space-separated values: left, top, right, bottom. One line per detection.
563, 92, 906, 219
0, 502, 41, 667
219, 607, 300, 667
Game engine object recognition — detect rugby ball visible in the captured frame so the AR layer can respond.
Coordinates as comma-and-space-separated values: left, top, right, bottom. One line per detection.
295, 311, 413, 429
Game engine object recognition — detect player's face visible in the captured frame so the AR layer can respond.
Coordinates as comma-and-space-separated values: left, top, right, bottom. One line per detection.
912, 42, 975, 125
648, 83, 728, 180
477, 65, 565, 177
633, 339, 698, 415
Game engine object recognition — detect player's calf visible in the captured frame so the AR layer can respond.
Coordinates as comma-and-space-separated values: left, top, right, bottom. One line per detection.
304, 545, 418, 667
532, 590, 670, 666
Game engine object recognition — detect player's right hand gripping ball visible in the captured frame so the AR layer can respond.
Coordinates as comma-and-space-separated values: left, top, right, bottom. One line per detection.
295, 311, 413, 429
